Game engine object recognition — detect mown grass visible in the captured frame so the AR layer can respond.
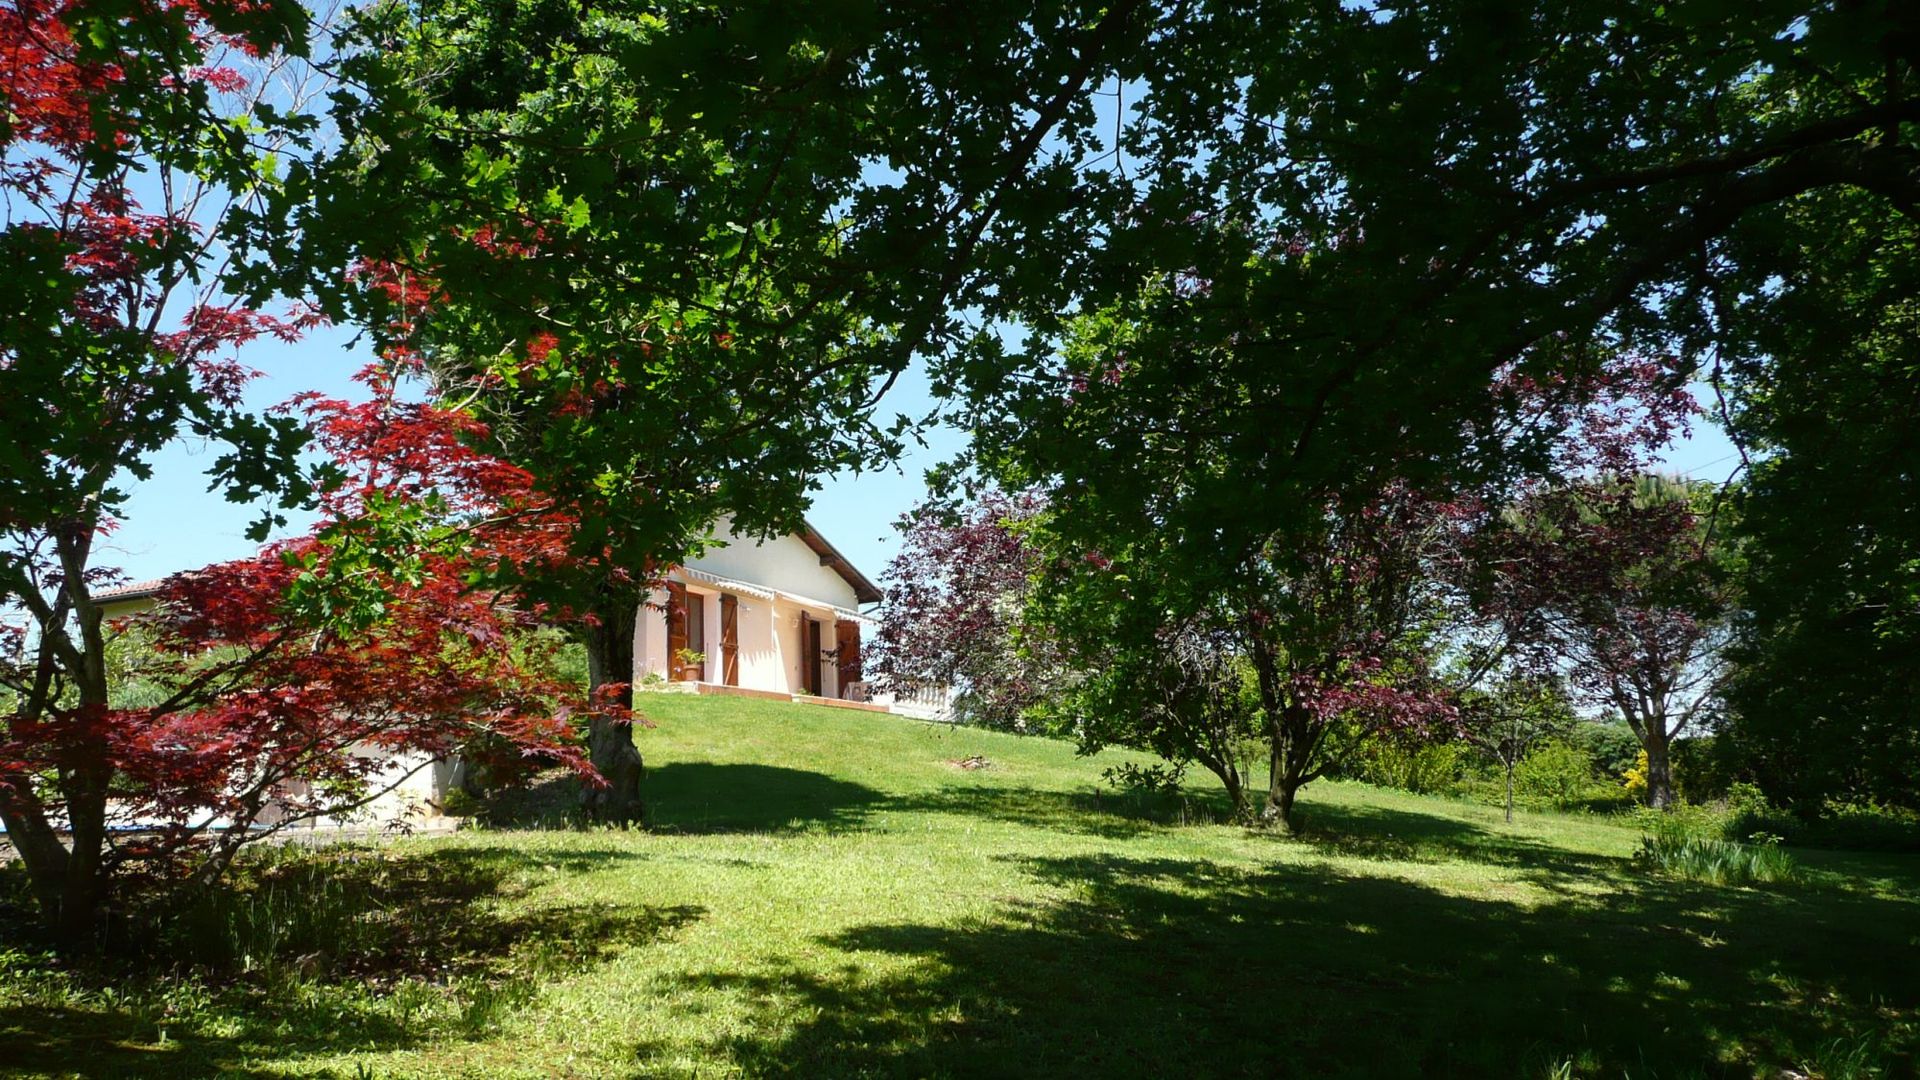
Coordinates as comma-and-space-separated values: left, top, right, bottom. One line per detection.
3, 693, 1917, 1078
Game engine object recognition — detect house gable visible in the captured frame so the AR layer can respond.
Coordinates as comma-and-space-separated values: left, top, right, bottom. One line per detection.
683, 517, 874, 610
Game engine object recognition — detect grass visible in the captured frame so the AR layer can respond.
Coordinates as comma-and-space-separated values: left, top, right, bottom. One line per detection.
3, 693, 1918, 1078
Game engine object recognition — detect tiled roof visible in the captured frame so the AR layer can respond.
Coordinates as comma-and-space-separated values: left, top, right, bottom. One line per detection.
93, 578, 170, 602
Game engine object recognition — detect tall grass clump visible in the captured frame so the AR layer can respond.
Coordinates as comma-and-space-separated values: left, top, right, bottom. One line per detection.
1636, 810, 1799, 886
158, 846, 383, 973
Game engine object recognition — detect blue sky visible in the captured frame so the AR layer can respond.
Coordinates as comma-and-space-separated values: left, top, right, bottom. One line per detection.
104, 331, 1741, 591
103, 328, 965, 588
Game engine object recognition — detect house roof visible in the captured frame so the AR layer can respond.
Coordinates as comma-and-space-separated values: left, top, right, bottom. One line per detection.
93, 578, 170, 604
87, 520, 884, 611
797, 520, 883, 606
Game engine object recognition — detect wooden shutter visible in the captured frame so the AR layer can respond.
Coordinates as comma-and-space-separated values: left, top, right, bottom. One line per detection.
834, 619, 862, 693
666, 581, 689, 681
720, 594, 739, 686
803, 617, 823, 695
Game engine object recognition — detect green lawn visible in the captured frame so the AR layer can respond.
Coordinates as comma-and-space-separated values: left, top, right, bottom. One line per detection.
4, 693, 1917, 1078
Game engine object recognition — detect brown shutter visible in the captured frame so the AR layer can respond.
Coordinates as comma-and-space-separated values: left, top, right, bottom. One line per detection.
666, 581, 689, 681
803, 617, 823, 695
720, 594, 739, 686
834, 619, 862, 694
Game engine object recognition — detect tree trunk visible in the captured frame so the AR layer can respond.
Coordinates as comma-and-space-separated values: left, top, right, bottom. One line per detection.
56, 758, 112, 949
1248, 642, 1308, 834
0, 801, 71, 928
580, 592, 645, 825
1504, 758, 1516, 824
1261, 715, 1306, 834
1643, 727, 1676, 810
1263, 772, 1300, 834
44, 551, 114, 952
2, 776, 108, 952
1195, 754, 1248, 822
1220, 769, 1247, 822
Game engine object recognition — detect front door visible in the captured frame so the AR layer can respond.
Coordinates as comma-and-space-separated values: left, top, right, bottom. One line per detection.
684, 594, 706, 681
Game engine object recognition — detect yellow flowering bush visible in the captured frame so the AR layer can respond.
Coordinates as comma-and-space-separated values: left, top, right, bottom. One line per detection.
1622, 750, 1650, 802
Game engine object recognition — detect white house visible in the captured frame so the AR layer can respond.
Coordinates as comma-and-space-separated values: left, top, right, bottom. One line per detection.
75, 518, 897, 835
82, 517, 896, 830
636, 516, 883, 704
95, 514, 886, 703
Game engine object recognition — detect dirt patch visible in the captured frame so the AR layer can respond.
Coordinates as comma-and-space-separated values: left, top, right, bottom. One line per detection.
944, 756, 992, 771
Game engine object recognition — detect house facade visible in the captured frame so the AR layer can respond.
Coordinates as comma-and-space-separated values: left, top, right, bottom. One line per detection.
638, 516, 882, 701
78, 518, 891, 831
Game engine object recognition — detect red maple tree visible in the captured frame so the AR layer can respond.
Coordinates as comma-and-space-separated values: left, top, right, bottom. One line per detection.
870, 490, 1058, 730
1, 0, 605, 948
1463, 474, 1734, 809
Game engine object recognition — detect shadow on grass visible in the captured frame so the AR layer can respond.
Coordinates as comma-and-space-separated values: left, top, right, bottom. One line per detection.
0, 845, 704, 1078
646, 762, 889, 833
478, 762, 890, 835
650, 852, 1920, 1078
0, 1003, 288, 1080
880, 784, 1243, 840
1287, 800, 1631, 880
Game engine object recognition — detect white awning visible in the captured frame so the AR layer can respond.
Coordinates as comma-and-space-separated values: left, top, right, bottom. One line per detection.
769, 587, 878, 624
673, 569, 875, 623
676, 567, 775, 601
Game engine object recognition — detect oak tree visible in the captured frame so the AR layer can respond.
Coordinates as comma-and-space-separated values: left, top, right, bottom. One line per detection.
279, 0, 1154, 819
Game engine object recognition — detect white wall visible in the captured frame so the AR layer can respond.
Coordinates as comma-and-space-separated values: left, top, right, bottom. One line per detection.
768, 595, 839, 698
732, 591, 782, 688
686, 516, 860, 609
261, 748, 445, 832
636, 586, 670, 683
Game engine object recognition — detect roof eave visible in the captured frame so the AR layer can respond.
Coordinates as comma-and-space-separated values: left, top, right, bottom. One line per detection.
798, 520, 883, 606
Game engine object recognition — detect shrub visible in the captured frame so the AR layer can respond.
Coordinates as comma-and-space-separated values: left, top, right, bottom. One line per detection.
1353, 740, 1470, 796
1450, 739, 1634, 814
1626, 801, 1728, 843
1726, 795, 1920, 854
1620, 787, 1920, 856
1671, 734, 1737, 803
1567, 721, 1641, 779
1514, 741, 1601, 808
1622, 749, 1649, 803
1102, 760, 1186, 796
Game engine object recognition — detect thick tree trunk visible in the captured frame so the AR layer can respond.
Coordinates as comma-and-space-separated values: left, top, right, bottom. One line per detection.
39, 549, 114, 952
0, 801, 70, 925
1248, 642, 1309, 834
1643, 727, 1676, 810
1219, 770, 1247, 822
1261, 716, 1306, 834
1, 780, 108, 952
1194, 753, 1248, 822
1263, 772, 1300, 834
580, 592, 645, 824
